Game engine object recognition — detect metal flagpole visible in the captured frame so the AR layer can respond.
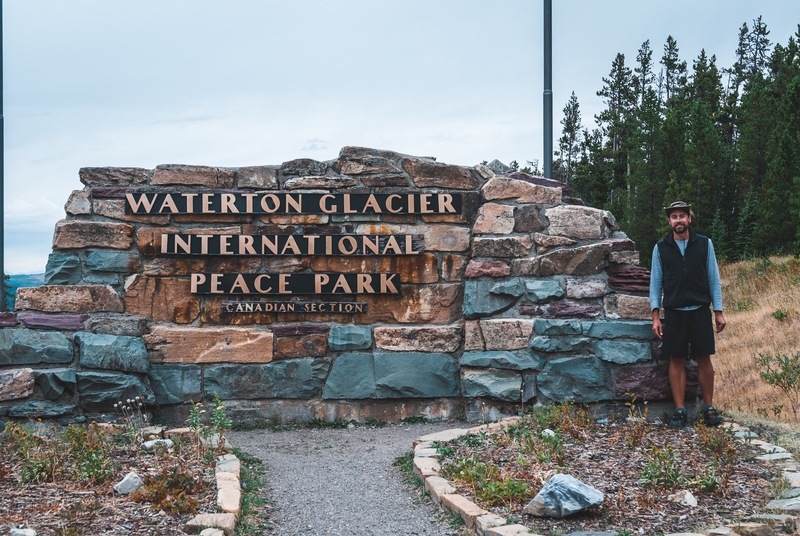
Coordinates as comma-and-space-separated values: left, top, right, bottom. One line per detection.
543, 0, 553, 179
1, 1, 6, 312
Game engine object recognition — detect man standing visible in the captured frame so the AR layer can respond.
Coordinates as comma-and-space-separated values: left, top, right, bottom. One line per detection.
650, 201, 727, 428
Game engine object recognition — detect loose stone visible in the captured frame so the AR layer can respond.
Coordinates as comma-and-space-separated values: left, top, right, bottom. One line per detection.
113, 471, 144, 494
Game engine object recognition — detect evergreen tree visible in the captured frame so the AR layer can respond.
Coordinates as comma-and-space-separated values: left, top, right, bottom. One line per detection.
635, 40, 655, 105
755, 76, 800, 254
625, 86, 664, 266
737, 74, 774, 191
710, 208, 730, 261
684, 100, 722, 234
559, 20, 800, 260
746, 16, 772, 82
659, 106, 689, 204
735, 190, 758, 259
571, 128, 609, 208
661, 36, 688, 105
596, 53, 638, 218
690, 50, 724, 120
555, 92, 583, 184
729, 22, 750, 95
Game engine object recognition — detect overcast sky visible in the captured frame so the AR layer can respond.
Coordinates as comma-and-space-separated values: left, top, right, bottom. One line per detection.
4, 0, 799, 273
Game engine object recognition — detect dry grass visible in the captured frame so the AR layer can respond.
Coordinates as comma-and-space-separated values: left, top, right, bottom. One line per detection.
715, 256, 800, 422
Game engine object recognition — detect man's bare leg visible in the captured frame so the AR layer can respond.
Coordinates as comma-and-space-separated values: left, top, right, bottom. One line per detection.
695, 355, 714, 406
669, 356, 687, 408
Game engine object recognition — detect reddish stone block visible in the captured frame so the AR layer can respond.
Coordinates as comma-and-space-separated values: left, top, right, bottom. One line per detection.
136, 226, 180, 256
534, 243, 611, 276
275, 334, 327, 359
465, 260, 511, 279
310, 257, 380, 274
482, 177, 561, 204
142, 258, 206, 277
151, 164, 234, 188
607, 265, 651, 292
15, 285, 124, 313
91, 187, 133, 198
0, 312, 17, 327
145, 325, 273, 364
264, 257, 310, 272
283, 176, 358, 189
124, 275, 200, 323
18, 313, 88, 331
79, 167, 149, 187
356, 284, 463, 325
356, 224, 470, 252
52, 220, 134, 250
360, 175, 411, 187
542, 301, 602, 318
65, 190, 92, 215
473, 203, 515, 234
441, 255, 468, 282
272, 325, 330, 337
603, 237, 636, 251
472, 236, 532, 258
374, 326, 462, 352
237, 166, 278, 189
614, 362, 699, 401
402, 158, 478, 189
0, 368, 36, 402
464, 321, 484, 351
377, 254, 440, 283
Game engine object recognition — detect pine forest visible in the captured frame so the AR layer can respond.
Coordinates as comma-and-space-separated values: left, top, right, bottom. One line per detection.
551, 19, 800, 266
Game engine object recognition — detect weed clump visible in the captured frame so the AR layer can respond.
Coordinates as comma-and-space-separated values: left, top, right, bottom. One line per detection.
131, 460, 206, 514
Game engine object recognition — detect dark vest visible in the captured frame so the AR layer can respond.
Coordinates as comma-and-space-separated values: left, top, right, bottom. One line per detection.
656, 229, 711, 309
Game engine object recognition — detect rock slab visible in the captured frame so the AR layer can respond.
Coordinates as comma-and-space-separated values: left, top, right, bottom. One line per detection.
523, 473, 604, 517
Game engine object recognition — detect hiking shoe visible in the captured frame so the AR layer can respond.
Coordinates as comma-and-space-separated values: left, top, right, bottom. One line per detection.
668, 408, 688, 429
702, 404, 723, 426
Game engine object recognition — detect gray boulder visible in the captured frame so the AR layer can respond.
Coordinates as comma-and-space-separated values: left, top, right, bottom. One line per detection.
0, 329, 73, 366
461, 369, 521, 402
523, 473, 604, 517
462, 280, 520, 319
34, 368, 77, 400
149, 364, 201, 405
74, 332, 150, 373
113, 471, 144, 494
76, 371, 155, 411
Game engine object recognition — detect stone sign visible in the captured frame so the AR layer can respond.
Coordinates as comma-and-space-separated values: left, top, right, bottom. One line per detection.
0, 146, 676, 425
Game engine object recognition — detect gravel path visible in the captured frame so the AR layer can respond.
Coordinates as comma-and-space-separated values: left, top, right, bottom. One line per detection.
230, 422, 465, 536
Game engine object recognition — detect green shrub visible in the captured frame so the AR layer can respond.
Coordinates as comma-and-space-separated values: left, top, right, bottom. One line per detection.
754, 351, 800, 421
772, 308, 792, 321
638, 444, 687, 489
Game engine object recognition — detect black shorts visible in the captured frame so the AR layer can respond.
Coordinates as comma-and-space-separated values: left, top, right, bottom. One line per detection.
661, 306, 716, 358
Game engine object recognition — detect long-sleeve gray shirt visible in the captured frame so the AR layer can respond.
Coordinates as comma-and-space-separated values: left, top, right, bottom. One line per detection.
649, 237, 723, 312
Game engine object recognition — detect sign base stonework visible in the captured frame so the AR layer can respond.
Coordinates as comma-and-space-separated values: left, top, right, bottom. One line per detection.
3, 146, 668, 424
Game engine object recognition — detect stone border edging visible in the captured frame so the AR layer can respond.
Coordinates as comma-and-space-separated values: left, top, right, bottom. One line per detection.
410, 419, 800, 536
183, 446, 241, 536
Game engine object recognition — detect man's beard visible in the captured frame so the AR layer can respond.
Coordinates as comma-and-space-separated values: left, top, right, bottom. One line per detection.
672, 223, 687, 234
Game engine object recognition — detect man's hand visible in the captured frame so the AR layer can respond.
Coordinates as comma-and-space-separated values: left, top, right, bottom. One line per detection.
715, 311, 727, 333
652, 310, 663, 339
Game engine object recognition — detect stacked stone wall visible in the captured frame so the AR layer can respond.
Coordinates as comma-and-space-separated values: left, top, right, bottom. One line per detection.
0, 146, 685, 424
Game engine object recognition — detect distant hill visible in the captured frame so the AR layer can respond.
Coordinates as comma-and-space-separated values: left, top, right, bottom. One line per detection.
4, 273, 45, 310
